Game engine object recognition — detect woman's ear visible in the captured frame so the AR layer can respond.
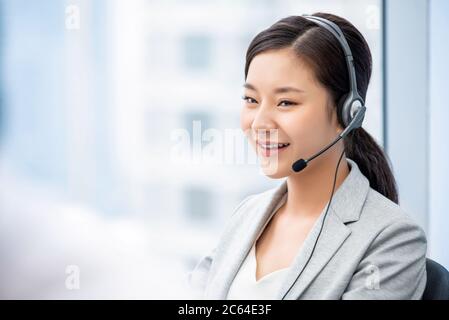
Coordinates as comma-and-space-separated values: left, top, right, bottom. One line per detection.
326, 95, 344, 135
332, 107, 344, 135
327, 97, 343, 135
336, 122, 344, 135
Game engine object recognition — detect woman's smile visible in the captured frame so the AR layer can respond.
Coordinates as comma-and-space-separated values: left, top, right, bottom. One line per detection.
256, 140, 291, 157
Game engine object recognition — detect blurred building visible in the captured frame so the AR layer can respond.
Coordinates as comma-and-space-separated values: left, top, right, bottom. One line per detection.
1, 0, 447, 299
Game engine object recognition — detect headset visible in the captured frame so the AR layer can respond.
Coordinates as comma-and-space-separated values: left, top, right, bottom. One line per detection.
291, 15, 367, 173
282, 15, 367, 300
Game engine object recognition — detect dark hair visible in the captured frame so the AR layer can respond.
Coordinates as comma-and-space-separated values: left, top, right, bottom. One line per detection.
244, 13, 398, 204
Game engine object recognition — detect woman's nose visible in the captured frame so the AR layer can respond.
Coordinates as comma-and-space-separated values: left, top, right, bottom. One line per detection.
250, 104, 277, 132
250, 105, 279, 142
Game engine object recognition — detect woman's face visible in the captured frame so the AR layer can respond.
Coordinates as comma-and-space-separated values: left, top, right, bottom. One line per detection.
240, 47, 341, 178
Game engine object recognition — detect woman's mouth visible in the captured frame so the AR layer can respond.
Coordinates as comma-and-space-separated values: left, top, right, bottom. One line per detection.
256, 142, 290, 157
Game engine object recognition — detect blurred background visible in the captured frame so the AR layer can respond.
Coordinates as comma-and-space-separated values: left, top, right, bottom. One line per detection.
0, 0, 447, 299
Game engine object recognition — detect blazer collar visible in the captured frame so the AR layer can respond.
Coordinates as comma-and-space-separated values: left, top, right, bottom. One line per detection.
327, 158, 370, 224
207, 158, 370, 299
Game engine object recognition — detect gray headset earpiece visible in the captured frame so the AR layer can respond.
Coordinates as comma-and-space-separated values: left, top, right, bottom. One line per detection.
341, 93, 365, 128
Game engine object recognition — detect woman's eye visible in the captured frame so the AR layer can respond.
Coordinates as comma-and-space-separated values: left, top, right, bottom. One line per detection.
241, 96, 257, 104
278, 100, 297, 107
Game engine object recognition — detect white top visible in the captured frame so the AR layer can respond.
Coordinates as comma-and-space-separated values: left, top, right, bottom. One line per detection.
226, 193, 290, 300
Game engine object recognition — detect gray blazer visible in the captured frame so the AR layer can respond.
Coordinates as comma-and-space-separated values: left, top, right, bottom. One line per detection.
188, 159, 427, 299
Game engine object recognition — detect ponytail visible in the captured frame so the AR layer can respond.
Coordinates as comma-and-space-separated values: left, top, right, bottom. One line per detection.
344, 128, 398, 204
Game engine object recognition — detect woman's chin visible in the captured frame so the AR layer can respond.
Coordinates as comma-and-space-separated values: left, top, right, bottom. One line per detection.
259, 160, 289, 178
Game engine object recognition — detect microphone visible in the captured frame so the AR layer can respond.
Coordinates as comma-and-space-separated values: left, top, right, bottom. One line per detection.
291, 105, 366, 173
291, 135, 343, 172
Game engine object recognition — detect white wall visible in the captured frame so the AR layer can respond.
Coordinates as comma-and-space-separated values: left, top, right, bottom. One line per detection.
386, 0, 449, 269
385, 0, 429, 231
429, 0, 449, 269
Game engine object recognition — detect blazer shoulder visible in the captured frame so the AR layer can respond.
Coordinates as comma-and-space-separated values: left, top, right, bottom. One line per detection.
342, 187, 427, 299
360, 187, 426, 237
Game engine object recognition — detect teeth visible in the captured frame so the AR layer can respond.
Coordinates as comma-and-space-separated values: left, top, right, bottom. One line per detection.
259, 143, 290, 149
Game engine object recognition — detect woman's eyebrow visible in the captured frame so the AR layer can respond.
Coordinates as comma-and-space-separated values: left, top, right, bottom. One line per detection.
274, 86, 305, 94
243, 83, 305, 94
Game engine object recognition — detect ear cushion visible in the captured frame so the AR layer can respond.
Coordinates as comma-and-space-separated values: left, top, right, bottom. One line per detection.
337, 93, 351, 127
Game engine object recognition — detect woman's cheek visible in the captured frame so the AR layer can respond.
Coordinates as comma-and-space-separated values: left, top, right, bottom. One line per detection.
284, 115, 312, 156
240, 108, 253, 134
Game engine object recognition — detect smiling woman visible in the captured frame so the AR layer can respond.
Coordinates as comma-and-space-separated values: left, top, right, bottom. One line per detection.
188, 12, 427, 300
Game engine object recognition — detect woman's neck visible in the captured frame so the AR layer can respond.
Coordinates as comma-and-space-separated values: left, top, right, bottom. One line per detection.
284, 152, 350, 219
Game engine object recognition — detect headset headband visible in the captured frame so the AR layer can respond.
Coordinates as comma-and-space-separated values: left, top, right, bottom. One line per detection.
302, 15, 359, 96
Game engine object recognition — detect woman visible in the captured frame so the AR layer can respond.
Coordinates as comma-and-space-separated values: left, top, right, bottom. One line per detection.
188, 12, 427, 300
